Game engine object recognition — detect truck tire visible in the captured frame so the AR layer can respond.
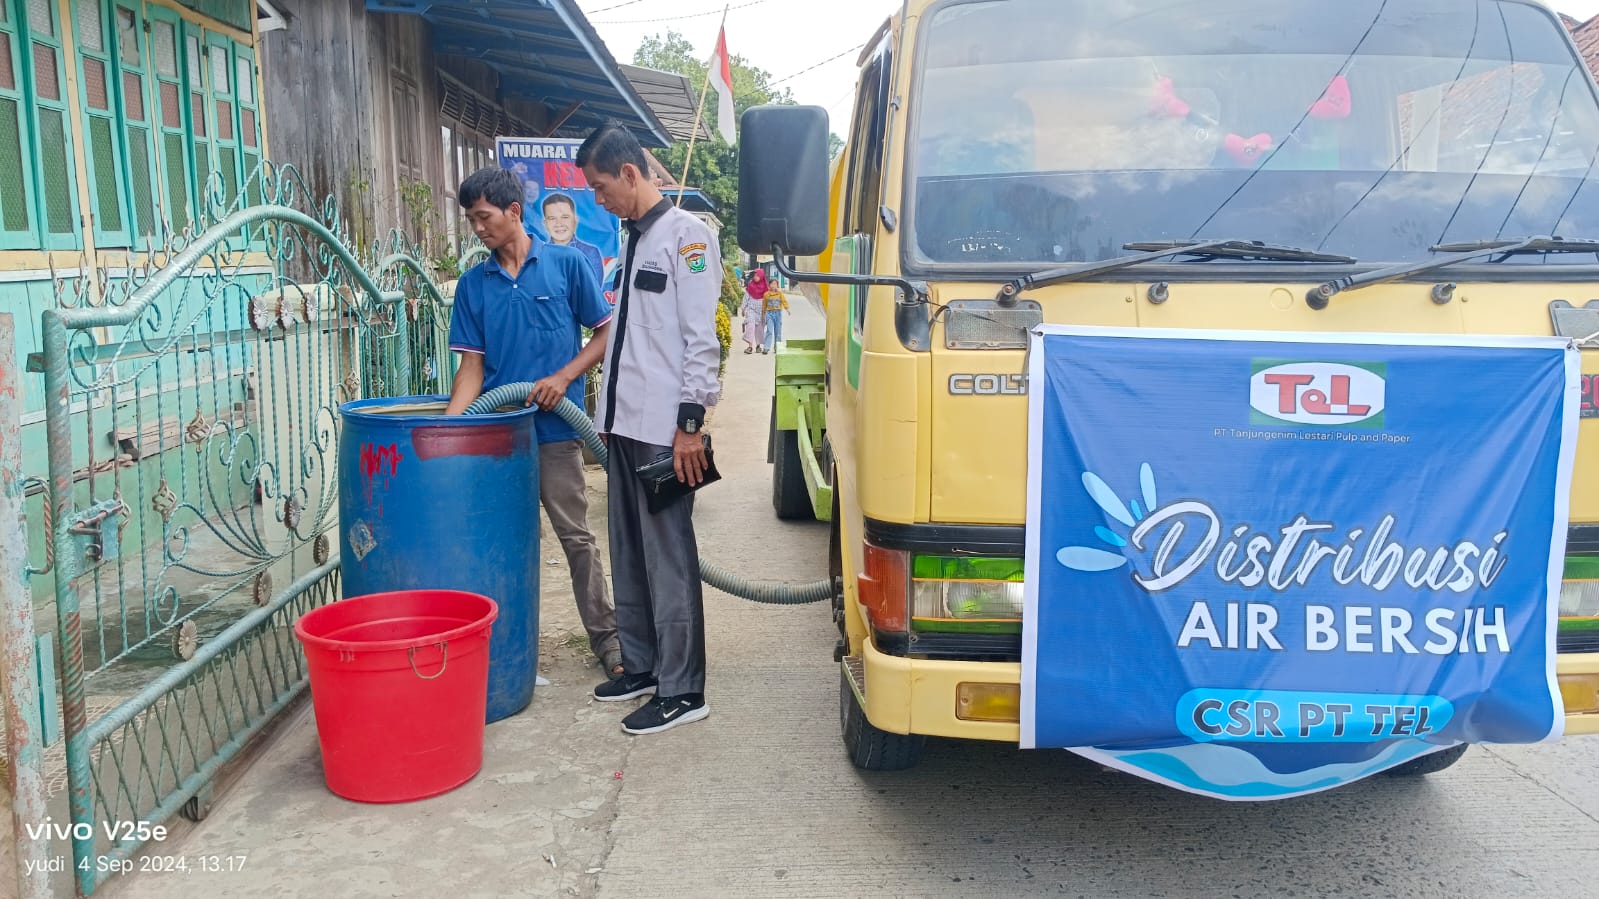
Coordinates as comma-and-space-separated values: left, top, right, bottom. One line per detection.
767, 397, 777, 464
772, 427, 812, 519
1382, 744, 1468, 777
841, 669, 926, 771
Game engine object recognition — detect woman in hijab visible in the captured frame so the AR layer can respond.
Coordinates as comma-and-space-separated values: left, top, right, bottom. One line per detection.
741, 269, 768, 354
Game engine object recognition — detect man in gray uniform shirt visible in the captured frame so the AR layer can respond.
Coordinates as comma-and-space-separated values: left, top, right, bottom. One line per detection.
577, 122, 722, 735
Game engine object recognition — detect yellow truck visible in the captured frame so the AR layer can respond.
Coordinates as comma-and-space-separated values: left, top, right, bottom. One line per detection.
738, 0, 1599, 779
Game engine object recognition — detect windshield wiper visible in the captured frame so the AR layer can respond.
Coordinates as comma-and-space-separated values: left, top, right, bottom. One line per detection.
1122, 240, 1358, 263
1306, 235, 1599, 310
998, 240, 1356, 303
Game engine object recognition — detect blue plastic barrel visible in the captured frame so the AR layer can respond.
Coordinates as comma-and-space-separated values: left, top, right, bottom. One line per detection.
337, 396, 540, 722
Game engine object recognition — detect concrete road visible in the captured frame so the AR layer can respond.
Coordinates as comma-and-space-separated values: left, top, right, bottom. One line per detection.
107, 293, 1599, 898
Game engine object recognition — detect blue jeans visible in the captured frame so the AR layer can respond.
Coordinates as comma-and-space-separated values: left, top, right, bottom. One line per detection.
763, 310, 783, 351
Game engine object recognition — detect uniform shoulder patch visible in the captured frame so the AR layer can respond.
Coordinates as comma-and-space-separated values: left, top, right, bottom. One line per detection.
680, 242, 708, 273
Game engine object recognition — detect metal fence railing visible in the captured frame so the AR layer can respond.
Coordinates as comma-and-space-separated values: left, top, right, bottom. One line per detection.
18, 161, 460, 894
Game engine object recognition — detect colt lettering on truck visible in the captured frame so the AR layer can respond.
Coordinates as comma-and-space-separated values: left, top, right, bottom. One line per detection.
740, 0, 1599, 796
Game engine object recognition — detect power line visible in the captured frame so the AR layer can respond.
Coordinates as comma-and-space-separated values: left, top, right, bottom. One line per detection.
580, 0, 654, 14
769, 43, 866, 86
592, 0, 770, 26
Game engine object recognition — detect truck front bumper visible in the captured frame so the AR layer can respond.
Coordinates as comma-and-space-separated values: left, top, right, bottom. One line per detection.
852, 639, 1599, 740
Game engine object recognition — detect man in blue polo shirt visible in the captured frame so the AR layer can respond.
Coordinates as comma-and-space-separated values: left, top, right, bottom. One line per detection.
445, 166, 623, 679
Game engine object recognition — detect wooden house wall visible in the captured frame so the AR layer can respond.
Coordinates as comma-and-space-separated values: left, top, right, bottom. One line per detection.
258, 0, 446, 247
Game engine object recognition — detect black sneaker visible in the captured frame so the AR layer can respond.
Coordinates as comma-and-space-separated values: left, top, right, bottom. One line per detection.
621, 694, 708, 735
593, 672, 657, 702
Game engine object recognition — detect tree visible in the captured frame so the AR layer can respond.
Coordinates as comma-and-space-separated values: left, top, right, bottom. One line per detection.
828, 133, 844, 160
635, 32, 794, 119
634, 31, 795, 259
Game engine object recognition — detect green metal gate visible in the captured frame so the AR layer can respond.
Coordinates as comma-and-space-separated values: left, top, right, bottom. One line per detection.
34, 162, 458, 894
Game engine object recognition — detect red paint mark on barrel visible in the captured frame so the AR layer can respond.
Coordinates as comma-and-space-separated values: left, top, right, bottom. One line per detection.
412, 426, 515, 460
359, 443, 403, 509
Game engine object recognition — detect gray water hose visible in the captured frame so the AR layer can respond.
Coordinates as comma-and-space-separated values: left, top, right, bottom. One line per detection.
464, 383, 833, 605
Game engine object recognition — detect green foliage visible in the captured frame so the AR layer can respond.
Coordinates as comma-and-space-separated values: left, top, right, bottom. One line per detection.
719, 260, 743, 315
715, 260, 740, 377
715, 302, 732, 376
634, 31, 796, 260
398, 179, 436, 241
634, 32, 794, 116
431, 253, 462, 281
828, 133, 844, 160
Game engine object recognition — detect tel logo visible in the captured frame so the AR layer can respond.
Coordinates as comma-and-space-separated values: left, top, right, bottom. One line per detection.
1249, 360, 1386, 427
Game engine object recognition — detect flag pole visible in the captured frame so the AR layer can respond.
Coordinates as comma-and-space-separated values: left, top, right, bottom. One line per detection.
677, 5, 729, 207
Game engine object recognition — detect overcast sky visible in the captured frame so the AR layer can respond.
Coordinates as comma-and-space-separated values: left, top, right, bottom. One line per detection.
577, 0, 1599, 137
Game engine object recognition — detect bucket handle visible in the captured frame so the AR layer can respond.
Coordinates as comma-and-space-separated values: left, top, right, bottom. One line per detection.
408, 642, 449, 680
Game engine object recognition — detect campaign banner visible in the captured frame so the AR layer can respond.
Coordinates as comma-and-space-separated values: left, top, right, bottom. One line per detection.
496, 137, 622, 298
1022, 327, 1579, 800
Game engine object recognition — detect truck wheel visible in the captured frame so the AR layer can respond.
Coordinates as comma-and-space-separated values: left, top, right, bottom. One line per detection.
841, 668, 926, 771
772, 427, 812, 519
766, 397, 777, 464
1382, 744, 1468, 777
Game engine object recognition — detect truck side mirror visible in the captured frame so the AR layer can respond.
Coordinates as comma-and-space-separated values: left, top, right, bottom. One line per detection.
737, 105, 830, 257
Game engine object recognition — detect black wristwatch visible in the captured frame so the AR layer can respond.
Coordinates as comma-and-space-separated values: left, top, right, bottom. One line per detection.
678, 402, 704, 434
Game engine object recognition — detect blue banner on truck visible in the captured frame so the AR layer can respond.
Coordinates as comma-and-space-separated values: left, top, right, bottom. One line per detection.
1022, 327, 1579, 799
496, 137, 621, 299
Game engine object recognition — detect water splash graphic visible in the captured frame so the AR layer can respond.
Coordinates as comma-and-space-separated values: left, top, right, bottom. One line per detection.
1056, 464, 1162, 573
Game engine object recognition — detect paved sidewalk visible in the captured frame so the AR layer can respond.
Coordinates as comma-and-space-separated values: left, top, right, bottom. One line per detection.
105, 294, 833, 899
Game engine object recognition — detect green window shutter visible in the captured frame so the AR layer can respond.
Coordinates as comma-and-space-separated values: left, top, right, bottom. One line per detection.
218, 144, 237, 209
37, 108, 72, 236
87, 115, 120, 230
234, 43, 261, 249
205, 31, 240, 215
194, 142, 210, 205
115, 3, 156, 245
74, 1, 129, 247
183, 24, 212, 221
0, 97, 28, 235
149, 8, 189, 234
127, 124, 153, 238
25, 3, 78, 249
241, 147, 258, 205
0, 15, 37, 248
162, 130, 187, 233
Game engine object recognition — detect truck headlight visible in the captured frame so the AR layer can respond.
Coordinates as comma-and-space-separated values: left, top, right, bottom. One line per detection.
911, 555, 1024, 634
1560, 579, 1599, 618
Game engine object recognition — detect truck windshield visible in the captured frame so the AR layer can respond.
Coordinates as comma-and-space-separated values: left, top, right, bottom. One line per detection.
909, 0, 1599, 268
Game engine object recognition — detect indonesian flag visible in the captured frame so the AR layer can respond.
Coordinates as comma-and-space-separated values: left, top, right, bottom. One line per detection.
709, 28, 736, 144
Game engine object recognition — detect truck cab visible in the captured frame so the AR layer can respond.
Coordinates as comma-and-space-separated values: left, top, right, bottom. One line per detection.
739, 0, 1599, 774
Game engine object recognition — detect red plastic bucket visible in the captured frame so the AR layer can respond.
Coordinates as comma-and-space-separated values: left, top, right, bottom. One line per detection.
294, 590, 498, 803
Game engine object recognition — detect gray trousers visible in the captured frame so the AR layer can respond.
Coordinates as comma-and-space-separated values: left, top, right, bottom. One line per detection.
605, 434, 706, 696
540, 439, 619, 664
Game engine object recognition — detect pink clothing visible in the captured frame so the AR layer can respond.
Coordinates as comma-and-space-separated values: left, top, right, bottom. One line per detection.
745, 271, 769, 299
